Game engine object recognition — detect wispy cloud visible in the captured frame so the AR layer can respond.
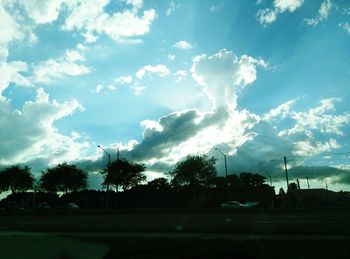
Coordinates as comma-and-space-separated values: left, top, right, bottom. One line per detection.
256, 0, 304, 26
174, 70, 187, 82
165, 1, 179, 16
339, 22, 350, 34
304, 0, 332, 26
115, 75, 133, 85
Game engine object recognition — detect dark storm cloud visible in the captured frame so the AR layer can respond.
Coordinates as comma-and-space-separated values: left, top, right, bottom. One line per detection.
128, 107, 229, 161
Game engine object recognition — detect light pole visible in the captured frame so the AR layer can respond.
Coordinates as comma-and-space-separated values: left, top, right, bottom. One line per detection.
215, 148, 228, 201
98, 145, 111, 209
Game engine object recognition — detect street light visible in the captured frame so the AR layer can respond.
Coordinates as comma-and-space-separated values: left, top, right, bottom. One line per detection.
98, 145, 111, 209
214, 147, 228, 201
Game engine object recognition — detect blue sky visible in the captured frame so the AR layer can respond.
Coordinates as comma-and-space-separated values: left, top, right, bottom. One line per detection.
1, 0, 350, 191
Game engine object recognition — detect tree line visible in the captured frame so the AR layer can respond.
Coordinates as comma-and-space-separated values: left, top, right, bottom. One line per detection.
0, 155, 275, 208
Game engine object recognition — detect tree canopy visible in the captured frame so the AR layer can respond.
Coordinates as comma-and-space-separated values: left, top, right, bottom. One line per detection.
171, 155, 217, 187
147, 177, 170, 191
102, 159, 146, 191
239, 172, 266, 187
0, 165, 34, 193
40, 163, 87, 193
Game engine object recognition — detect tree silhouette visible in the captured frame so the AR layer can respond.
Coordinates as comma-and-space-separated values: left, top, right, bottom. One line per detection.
40, 163, 87, 194
171, 155, 217, 187
227, 174, 239, 189
239, 173, 266, 187
0, 165, 34, 193
208, 176, 226, 189
103, 159, 146, 191
288, 182, 299, 193
147, 177, 170, 191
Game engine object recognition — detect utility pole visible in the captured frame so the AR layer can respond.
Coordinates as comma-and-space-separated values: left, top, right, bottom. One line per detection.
306, 177, 310, 189
284, 156, 289, 191
117, 148, 120, 161
215, 148, 228, 201
296, 179, 301, 190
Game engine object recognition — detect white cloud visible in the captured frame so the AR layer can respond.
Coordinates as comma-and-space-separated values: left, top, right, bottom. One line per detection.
168, 54, 176, 61
140, 119, 163, 134
79, 48, 350, 184
114, 75, 133, 84
126, 0, 143, 11
256, 0, 304, 26
76, 43, 87, 51
274, 0, 304, 13
256, 8, 277, 26
94, 84, 103, 93
304, 0, 332, 26
174, 70, 187, 82
263, 99, 297, 121
32, 48, 91, 84
339, 22, 350, 35
115, 49, 266, 165
136, 64, 170, 79
65, 49, 85, 62
165, 1, 179, 16
294, 138, 340, 157
62, 0, 156, 43
209, 6, 220, 12
0, 61, 32, 95
191, 49, 267, 109
342, 8, 350, 15
18, 0, 64, 24
279, 98, 350, 136
0, 4, 24, 61
131, 85, 145, 95
0, 88, 88, 166
108, 85, 116, 91
173, 40, 192, 50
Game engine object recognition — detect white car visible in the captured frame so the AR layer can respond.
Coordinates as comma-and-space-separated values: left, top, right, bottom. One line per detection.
221, 201, 259, 208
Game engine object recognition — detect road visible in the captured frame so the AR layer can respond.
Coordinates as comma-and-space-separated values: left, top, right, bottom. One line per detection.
0, 210, 348, 235
0, 210, 349, 258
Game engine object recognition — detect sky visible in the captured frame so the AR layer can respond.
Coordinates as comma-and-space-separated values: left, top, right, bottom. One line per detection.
1, 0, 350, 191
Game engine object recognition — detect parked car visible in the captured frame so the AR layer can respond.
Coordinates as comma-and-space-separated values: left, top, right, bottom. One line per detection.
66, 202, 79, 210
36, 202, 50, 210
243, 202, 259, 208
221, 201, 243, 208
221, 201, 259, 208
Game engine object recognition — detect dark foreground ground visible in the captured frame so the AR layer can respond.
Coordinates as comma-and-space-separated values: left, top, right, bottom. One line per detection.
0, 208, 349, 258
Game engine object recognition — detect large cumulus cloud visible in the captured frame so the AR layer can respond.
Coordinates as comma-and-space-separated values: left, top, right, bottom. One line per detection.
0, 88, 89, 170
85, 48, 350, 189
